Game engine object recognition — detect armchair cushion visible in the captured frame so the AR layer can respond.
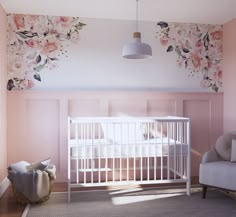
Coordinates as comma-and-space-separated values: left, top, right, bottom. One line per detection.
215, 132, 236, 161
201, 149, 221, 163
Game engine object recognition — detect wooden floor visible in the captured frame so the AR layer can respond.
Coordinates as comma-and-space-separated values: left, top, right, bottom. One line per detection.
0, 183, 68, 217
0, 178, 199, 217
0, 187, 26, 217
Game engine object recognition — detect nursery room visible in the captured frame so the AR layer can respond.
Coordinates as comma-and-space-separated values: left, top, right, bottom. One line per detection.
0, 0, 236, 216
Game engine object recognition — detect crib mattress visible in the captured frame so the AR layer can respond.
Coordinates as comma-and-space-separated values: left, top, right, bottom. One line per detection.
69, 138, 188, 159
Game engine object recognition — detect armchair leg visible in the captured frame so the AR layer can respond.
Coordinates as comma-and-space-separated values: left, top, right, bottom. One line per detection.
202, 185, 207, 199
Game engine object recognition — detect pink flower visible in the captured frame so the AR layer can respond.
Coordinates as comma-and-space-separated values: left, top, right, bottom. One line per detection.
49, 29, 58, 35
60, 16, 69, 23
208, 61, 212, 69
25, 39, 38, 48
195, 40, 202, 48
13, 15, 25, 29
176, 28, 185, 37
210, 30, 222, 40
23, 79, 34, 89
214, 70, 222, 80
60, 16, 70, 27
27, 80, 34, 88
160, 36, 169, 46
42, 41, 58, 55
190, 52, 201, 69
14, 62, 22, 69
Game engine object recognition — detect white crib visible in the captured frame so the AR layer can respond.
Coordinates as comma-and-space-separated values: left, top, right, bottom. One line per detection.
68, 116, 191, 202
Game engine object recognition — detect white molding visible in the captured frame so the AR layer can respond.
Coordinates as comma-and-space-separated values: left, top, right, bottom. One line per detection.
21, 204, 30, 217
0, 177, 10, 198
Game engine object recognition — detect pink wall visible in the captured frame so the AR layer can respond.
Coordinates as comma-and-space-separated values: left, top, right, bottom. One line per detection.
7, 91, 223, 182
0, 5, 7, 183
223, 19, 236, 132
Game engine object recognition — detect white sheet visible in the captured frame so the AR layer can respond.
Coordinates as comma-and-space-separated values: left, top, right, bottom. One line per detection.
70, 138, 188, 159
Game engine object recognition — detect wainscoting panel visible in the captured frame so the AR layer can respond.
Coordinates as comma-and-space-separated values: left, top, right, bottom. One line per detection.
69, 99, 102, 117
147, 99, 176, 116
25, 99, 60, 167
109, 100, 147, 116
7, 91, 223, 181
183, 100, 211, 176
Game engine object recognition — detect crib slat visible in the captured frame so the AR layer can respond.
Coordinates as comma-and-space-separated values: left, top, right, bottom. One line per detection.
147, 122, 150, 181
98, 124, 101, 184
180, 122, 184, 179
105, 123, 108, 183
134, 123, 136, 182
67, 117, 71, 203
167, 122, 170, 181
120, 123, 122, 182
174, 122, 177, 180
84, 124, 86, 184
154, 122, 157, 181
112, 124, 115, 183
91, 123, 94, 184
75, 123, 79, 184
126, 122, 129, 182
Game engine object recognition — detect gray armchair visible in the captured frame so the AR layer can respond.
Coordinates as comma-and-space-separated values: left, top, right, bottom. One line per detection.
199, 132, 236, 198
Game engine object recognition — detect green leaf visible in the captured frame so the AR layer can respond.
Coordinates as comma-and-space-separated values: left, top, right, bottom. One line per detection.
26, 52, 37, 60
185, 61, 188, 69
16, 31, 28, 39
203, 33, 209, 43
16, 31, 38, 39
182, 48, 190, 53
36, 55, 41, 63
157, 21, 168, 29
212, 84, 218, 92
7, 79, 15, 91
34, 64, 45, 72
33, 73, 41, 82
166, 45, 173, 52
78, 22, 86, 26
175, 46, 181, 56
185, 40, 192, 49
49, 57, 58, 61
18, 39, 24, 45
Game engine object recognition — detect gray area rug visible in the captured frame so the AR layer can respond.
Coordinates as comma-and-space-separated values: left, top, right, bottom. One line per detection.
25, 187, 236, 217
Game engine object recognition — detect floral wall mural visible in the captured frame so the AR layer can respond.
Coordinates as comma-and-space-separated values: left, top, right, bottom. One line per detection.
7, 14, 86, 90
6, 15, 223, 92
156, 22, 222, 92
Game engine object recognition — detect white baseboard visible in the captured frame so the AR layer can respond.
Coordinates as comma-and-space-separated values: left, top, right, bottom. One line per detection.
0, 177, 10, 198
21, 204, 30, 217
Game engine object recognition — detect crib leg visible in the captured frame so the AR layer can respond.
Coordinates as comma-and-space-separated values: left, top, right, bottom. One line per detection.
68, 179, 71, 203
202, 185, 207, 199
186, 180, 191, 196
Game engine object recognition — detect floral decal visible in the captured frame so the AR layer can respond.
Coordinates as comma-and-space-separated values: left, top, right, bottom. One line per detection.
7, 14, 86, 90
156, 22, 222, 92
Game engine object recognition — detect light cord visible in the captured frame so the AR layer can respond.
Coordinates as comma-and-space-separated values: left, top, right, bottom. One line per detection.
136, 0, 139, 32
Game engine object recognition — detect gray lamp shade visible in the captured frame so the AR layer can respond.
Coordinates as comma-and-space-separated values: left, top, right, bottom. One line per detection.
122, 32, 152, 59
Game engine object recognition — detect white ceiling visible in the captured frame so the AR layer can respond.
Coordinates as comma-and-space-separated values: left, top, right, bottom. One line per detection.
1, 0, 236, 25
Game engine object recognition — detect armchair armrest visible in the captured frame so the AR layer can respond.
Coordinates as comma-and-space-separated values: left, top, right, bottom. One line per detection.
201, 149, 221, 163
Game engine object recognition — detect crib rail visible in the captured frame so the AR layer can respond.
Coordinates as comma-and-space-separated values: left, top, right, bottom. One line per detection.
68, 116, 190, 202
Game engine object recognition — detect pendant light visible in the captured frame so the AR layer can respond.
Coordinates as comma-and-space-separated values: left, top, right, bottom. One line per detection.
122, 0, 152, 59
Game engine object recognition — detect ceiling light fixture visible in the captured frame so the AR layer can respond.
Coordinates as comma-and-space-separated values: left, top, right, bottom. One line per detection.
122, 0, 152, 59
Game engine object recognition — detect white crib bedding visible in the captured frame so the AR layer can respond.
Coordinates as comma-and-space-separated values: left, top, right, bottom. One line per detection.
70, 138, 188, 159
